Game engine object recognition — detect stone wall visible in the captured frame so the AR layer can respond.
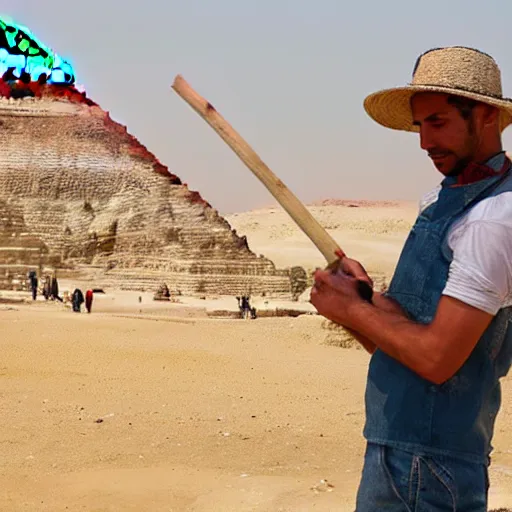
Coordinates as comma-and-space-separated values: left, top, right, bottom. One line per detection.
0, 84, 297, 296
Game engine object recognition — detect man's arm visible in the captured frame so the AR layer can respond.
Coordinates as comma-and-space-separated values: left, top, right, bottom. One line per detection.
345, 295, 492, 384
372, 291, 407, 316
311, 272, 493, 384
345, 328, 376, 354
344, 292, 408, 354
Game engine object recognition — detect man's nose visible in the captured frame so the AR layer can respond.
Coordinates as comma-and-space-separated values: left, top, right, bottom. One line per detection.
419, 127, 436, 151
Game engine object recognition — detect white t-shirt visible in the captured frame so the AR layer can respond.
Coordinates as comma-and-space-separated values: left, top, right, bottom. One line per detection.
419, 185, 512, 315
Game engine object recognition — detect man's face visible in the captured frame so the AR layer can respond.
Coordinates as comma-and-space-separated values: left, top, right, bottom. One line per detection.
411, 93, 479, 176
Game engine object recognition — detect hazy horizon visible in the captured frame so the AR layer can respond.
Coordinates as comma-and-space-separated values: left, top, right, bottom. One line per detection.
9, 0, 512, 213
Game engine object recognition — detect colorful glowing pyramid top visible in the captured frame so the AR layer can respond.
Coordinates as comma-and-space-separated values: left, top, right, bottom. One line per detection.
0, 15, 75, 85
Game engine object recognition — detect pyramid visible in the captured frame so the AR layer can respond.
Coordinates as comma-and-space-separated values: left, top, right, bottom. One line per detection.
0, 83, 297, 297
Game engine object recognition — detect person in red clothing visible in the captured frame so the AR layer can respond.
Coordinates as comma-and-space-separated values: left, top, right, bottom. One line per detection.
85, 289, 93, 314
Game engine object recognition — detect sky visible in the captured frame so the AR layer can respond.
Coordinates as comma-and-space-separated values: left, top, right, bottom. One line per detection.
7, 0, 512, 213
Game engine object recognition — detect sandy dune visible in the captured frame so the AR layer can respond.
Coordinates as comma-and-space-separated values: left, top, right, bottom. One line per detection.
1, 201, 511, 511
226, 201, 418, 278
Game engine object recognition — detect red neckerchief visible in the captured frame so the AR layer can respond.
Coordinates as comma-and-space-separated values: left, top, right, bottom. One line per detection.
456, 155, 510, 186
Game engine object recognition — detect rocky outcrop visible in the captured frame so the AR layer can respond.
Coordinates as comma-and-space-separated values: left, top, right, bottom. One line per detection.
0, 83, 295, 296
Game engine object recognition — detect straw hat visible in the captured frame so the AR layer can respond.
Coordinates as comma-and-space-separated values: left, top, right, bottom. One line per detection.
364, 46, 512, 132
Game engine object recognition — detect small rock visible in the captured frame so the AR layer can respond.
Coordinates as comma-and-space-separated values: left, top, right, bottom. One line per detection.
95, 418, 104, 424
310, 479, 335, 494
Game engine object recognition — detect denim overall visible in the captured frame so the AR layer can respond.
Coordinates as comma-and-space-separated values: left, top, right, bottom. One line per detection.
357, 155, 512, 510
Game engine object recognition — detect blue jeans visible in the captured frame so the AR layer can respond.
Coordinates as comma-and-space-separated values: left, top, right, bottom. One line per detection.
355, 443, 489, 511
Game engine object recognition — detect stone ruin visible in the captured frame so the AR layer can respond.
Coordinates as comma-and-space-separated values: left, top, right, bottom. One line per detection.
0, 82, 305, 298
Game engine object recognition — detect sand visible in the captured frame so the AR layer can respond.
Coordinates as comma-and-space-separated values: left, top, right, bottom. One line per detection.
1, 201, 511, 511
226, 200, 419, 277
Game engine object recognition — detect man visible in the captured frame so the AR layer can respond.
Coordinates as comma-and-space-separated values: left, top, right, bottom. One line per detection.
50, 272, 62, 302
310, 47, 512, 511
72, 288, 84, 313
85, 289, 93, 314
28, 270, 37, 301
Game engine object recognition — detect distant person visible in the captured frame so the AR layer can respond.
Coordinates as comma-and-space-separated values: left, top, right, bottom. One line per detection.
50, 274, 62, 302
72, 288, 84, 313
85, 289, 93, 314
245, 296, 253, 319
28, 270, 38, 301
42, 275, 51, 301
240, 296, 251, 319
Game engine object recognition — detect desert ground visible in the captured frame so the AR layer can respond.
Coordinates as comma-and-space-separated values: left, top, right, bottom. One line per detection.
1, 201, 511, 511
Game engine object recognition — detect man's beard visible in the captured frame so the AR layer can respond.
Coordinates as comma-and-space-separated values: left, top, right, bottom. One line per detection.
443, 120, 478, 177
446, 155, 472, 177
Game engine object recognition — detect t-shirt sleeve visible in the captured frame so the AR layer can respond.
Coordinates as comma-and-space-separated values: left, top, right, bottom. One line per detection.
442, 221, 512, 315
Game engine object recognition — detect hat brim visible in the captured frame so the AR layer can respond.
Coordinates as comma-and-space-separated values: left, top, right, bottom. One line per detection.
364, 85, 512, 132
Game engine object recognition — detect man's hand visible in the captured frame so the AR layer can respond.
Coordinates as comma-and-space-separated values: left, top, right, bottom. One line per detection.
310, 261, 378, 354
311, 253, 407, 354
310, 269, 365, 326
334, 250, 406, 317
333, 249, 373, 288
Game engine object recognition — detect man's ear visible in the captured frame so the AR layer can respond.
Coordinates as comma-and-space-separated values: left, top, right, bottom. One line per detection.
481, 104, 500, 126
